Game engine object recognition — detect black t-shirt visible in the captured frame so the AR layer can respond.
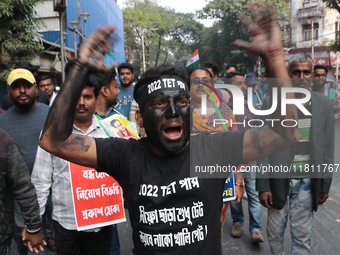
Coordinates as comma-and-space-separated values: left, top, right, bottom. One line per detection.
96, 131, 244, 255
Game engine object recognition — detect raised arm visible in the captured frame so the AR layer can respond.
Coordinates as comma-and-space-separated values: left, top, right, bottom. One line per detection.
233, 1, 300, 162
39, 25, 116, 168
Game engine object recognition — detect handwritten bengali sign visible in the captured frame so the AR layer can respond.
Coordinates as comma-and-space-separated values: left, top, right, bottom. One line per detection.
223, 172, 235, 202
69, 163, 126, 231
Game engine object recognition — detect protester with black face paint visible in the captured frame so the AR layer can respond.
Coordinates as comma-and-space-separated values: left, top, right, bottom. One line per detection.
312, 65, 340, 121
39, 2, 301, 254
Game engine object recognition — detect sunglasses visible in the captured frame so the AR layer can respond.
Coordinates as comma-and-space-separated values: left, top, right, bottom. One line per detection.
191, 77, 212, 85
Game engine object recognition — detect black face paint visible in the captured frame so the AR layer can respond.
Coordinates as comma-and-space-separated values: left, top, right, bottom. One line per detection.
142, 90, 190, 154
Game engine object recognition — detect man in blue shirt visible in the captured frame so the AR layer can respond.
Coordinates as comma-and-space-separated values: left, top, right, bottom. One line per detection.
114, 63, 135, 119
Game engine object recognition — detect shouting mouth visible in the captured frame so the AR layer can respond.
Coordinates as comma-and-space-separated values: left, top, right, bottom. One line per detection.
163, 123, 183, 141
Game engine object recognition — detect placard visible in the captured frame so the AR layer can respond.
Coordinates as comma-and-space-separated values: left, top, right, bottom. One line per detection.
69, 163, 126, 231
223, 172, 236, 202
104, 114, 139, 140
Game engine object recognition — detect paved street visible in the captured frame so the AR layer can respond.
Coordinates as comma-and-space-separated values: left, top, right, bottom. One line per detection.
11, 122, 340, 255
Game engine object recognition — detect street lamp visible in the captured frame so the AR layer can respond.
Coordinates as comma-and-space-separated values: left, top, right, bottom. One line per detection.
80, 10, 90, 37
70, 18, 79, 58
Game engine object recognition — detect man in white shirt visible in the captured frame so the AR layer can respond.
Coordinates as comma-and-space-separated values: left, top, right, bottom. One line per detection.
37, 75, 56, 106
32, 75, 117, 254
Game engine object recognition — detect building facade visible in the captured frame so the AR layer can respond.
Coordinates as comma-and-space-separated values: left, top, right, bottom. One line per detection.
283, 0, 339, 78
34, 0, 125, 72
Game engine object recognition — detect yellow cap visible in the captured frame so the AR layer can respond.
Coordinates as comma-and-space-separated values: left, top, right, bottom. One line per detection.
7, 68, 36, 86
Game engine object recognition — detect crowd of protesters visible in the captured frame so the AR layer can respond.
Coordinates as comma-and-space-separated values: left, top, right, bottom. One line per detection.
0, 2, 336, 255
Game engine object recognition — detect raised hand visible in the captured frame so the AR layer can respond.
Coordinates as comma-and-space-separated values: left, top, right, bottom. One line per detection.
77, 25, 116, 73
233, 0, 282, 59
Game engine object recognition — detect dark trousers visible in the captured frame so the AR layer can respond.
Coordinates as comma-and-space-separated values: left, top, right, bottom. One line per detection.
54, 221, 111, 255
109, 225, 120, 255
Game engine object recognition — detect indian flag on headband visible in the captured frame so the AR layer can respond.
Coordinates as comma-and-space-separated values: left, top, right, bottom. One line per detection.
186, 49, 200, 68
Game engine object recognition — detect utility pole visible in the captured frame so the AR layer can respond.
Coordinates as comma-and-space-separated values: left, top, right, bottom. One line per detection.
54, 0, 67, 82
311, 19, 314, 61
77, 0, 83, 45
142, 28, 146, 72
141, 27, 159, 72
336, 52, 339, 86
59, 13, 65, 82
337, 17, 340, 86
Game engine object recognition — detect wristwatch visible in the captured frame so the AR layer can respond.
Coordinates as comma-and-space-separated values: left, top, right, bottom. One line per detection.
235, 183, 244, 187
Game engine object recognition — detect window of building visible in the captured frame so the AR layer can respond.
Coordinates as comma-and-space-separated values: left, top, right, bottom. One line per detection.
303, 0, 319, 8
303, 23, 319, 40
303, 0, 310, 8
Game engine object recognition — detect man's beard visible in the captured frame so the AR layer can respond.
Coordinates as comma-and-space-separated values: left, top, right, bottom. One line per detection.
120, 81, 132, 88
11, 94, 36, 110
312, 79, 326, 91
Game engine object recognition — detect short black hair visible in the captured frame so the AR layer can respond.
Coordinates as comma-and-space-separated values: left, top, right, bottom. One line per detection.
202, 61, 219, 76
118, 63, 134, 74
134, 64, 190, 106
313, 65, 328, 74
37, 75, 52, 86
187, 67, 213, 78
93, 69, 117, 90
229, 71, 244, 78
225, 64, 237, 71
86, 75, 100, 98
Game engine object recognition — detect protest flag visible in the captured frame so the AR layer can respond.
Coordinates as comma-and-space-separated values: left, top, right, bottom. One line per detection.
186, 49, 200, 68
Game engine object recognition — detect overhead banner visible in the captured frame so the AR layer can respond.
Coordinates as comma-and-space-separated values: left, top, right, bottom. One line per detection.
69, 163, 126, 231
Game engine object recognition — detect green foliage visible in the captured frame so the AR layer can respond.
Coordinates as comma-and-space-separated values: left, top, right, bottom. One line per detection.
123, 0, 204, 76
322, 0, 340, 13
123, 0, 290, 75
0, 0, 44, 79
328, 38, 340, 52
